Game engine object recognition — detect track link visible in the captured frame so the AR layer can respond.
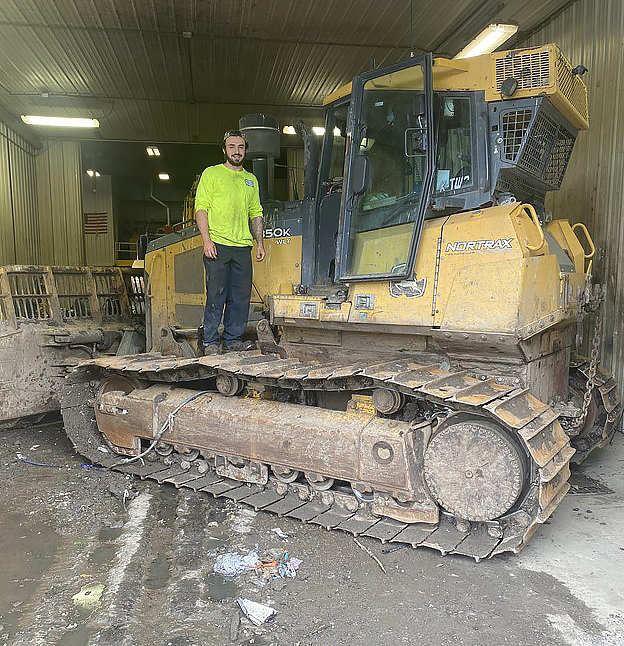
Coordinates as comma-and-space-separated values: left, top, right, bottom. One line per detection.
62, 349, 617, 560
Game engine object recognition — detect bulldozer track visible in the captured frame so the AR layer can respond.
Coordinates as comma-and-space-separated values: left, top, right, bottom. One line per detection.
63, 349, 614, 561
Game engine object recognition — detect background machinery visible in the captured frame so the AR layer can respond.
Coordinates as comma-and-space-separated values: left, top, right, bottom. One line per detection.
48, 44, 624, 559
0, 266, 144, 429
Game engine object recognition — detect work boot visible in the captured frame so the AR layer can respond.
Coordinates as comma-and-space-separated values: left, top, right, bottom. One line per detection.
201, 343, 221, 356
223, 340, 255, 353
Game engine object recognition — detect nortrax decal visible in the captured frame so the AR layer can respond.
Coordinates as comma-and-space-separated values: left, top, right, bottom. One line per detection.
445, 238, 514, 252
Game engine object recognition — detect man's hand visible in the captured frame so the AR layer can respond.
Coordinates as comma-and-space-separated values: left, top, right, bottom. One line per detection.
255, 243, 266, 262
204, 240, 217, 259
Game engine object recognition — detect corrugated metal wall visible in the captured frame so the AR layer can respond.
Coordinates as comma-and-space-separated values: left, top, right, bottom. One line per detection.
82, 175, 114, 266
0, 121, 39, 264
521, 0, 624, 387
36, 140, 85, 265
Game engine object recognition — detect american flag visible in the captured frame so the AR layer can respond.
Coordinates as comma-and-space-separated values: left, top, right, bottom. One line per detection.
84, 212, 109, 235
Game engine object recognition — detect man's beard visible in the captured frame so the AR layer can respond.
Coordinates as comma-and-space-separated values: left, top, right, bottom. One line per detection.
226, 153, 244, 167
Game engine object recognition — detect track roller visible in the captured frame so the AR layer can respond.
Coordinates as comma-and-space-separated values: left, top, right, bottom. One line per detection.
216, 374, 243, 396
372, 388, 404, 414
272, 466, 300, 483
305, 472, 335, 491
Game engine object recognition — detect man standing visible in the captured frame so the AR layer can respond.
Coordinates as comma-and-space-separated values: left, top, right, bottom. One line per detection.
195, 130, 265, 355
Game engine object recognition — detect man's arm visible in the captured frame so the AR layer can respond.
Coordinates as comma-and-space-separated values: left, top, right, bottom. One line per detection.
194, 169, 217, 258
196, 209, 217, 259
250, 216, 265, 261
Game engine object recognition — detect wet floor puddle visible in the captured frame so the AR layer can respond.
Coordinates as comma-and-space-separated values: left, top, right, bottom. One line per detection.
205, 573, 240, 601
0, 506, 61, 636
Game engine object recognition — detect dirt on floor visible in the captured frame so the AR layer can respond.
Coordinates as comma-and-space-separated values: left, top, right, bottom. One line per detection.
0, 421, 622, 646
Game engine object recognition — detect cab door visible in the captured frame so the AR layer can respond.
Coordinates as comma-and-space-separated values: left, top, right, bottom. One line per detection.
336, 55, 435, 282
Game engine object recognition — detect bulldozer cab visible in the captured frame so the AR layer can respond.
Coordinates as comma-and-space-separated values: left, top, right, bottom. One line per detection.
318, 54, 481, 283
316, 45, 585, 287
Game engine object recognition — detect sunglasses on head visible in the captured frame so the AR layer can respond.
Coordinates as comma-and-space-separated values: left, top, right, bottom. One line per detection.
223, 130, 248, 146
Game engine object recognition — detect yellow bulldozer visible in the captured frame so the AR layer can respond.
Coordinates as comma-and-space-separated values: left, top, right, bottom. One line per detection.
12, 44, 620, 560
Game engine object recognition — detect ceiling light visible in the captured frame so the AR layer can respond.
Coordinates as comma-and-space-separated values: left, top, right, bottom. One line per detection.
158, 173, 170, 181
86, 169, 101, 177
21, 115, 100, 128
312, 126, 325, 136
146, 146, 160, 156
282, 125, 296, 135
454, 23, 518, 59
333, 126, 342, 137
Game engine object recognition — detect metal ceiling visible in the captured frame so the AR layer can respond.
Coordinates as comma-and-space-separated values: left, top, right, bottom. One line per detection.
0, 0, 576, 143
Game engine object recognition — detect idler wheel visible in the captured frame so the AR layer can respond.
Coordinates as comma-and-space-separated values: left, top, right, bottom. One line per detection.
423, 418, 526, 521
97, 375, 145, 398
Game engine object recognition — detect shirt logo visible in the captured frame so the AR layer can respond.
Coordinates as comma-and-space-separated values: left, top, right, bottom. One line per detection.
245, 179, 254, 187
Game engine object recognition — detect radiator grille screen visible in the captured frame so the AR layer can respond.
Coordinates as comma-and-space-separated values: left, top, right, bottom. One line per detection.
495, 50, 551, 92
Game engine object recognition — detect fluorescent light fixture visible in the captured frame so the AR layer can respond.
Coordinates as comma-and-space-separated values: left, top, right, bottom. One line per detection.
146, 146, 160, 156
21, 115, 100, 128
158, 173, 170, 180
284, 125, 341, 136
454, 23, 518, 59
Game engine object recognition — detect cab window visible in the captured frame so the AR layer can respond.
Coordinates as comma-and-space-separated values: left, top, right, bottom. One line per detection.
434, 96, 474, 193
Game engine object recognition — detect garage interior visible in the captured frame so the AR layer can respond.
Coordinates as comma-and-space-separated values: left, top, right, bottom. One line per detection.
0, 1, 623, 645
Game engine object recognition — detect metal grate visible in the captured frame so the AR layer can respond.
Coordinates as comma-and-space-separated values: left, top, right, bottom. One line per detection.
556, 52, 589, 125
53, 271, 92, 320
94, 271, 125, 320
495, 169, 546, 206
544, 127, 576, 187
501, 109, 533, 161
124, 272, 145, 316
8, 272, 52, 321
495, 50, 551, 93
518, 110, 559, 175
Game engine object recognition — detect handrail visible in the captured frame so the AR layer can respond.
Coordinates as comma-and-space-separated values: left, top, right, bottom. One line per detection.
571, 222, 595, 259
572, 222, 595, 276
522, 203, 546, 252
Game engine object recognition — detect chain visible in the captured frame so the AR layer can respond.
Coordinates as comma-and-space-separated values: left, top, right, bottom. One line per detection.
576, 287, 604, 426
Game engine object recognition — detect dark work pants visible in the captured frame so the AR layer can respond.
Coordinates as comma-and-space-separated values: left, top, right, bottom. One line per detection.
202, 243, 252, 345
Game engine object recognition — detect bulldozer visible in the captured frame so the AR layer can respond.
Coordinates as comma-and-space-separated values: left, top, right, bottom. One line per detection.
61, 43, 621, 560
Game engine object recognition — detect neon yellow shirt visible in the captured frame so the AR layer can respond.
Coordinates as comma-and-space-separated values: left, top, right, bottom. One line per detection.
194, 164, 263, 247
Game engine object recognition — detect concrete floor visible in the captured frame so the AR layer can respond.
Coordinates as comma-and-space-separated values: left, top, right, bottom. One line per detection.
0, 422, 622, 646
